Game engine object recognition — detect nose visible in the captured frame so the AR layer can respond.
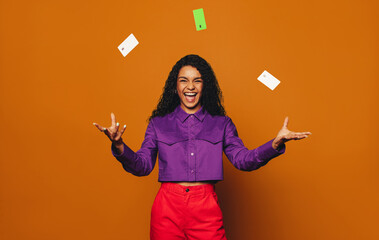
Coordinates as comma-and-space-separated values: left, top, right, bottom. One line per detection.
187, 82, 195, 90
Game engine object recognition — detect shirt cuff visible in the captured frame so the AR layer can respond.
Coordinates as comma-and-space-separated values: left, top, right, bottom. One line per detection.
257, 138, 286, 160
111, 142, 136, 164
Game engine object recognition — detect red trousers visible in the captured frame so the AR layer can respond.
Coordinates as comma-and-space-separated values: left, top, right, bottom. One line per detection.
150, 183, 227, 240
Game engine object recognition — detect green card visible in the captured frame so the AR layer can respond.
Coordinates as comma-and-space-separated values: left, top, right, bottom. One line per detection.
193, 8, 207, 31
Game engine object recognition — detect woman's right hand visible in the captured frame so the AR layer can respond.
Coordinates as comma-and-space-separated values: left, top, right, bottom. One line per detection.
93, 112, 126, 146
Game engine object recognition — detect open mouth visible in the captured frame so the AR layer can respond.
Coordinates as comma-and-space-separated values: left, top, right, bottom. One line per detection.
184, 92, 197, 103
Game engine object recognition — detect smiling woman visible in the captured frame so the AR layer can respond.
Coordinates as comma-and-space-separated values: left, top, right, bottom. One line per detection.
93, 54, 311, 240
176, 66, 203, 113
148, 54, 226, 120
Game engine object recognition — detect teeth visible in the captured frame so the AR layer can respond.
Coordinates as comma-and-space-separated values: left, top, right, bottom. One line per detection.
185, 93, 196, 96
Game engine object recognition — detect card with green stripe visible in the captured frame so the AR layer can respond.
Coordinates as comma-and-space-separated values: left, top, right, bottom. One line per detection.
193, 8, 207, 31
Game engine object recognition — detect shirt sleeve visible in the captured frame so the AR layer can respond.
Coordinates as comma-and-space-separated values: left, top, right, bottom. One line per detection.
223, 117, 286, 171
111, 119, 158, 176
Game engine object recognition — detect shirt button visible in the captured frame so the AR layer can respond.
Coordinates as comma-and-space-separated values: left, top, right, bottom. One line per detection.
191, 170, 194, 174
191, 153, 194, 156
185, 188, 190, 192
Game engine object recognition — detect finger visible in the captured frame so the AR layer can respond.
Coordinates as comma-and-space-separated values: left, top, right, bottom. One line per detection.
295, 136, 309, 140
93, 123, 106, 132
292, 131, 312, 135
285, 133, 302, 140
103, 127, 110, 136
111, 112, 116, 128
115, 122, 120, 133
295, 135, 306, 140
294, 134, 309, 140
283, 116, 289, 128
293, 132, 307, 137
120, 124, 127, 136
297, 131, 312, 135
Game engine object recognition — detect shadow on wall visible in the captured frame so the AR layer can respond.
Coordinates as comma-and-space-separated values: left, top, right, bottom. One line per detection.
216, 156, 280, 240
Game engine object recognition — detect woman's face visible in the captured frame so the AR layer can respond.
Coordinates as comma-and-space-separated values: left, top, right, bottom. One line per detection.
176, 65, 203, 114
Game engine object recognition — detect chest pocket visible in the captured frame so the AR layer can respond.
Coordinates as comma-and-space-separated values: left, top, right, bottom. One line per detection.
196, 131, 223, 144
156, 132, 187, 146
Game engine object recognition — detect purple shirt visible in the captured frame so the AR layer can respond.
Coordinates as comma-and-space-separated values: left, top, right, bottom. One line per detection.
112, 105, 286, 182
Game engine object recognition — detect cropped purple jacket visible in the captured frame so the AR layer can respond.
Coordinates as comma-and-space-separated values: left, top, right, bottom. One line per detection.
112, 105, 285, 182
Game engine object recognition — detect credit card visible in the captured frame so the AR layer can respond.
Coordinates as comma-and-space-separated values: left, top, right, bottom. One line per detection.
257, 70, 281, 90
118, 33, 139, 57
193, 8, 207, 31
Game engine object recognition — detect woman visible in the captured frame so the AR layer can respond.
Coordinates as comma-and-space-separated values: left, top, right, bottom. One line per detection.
93, 54, 311, 240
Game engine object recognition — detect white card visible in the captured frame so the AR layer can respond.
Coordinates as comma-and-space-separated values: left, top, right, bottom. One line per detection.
118, 33, 139, 57
257, 70, 280, 90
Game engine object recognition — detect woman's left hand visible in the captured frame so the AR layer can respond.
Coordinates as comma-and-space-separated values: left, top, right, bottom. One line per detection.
272, 117, 312, 150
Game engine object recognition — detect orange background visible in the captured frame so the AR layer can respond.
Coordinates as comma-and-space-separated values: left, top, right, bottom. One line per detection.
1, 0, 378, 239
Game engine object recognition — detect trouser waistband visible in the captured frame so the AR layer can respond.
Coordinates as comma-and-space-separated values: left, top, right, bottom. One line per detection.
160, 182, 215, 195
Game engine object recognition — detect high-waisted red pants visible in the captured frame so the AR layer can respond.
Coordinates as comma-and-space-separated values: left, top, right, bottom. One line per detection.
150, 182, 227, 240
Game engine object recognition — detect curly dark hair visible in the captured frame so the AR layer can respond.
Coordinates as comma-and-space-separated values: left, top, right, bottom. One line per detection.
149, 54, 226, 121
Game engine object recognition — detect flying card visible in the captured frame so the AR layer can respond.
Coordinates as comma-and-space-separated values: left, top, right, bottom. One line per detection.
257, 70, 281, 90
118, 33, 139, 57
193, 8, 207, 31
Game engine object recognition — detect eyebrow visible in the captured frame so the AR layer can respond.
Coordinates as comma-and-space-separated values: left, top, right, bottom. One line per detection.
177, 76, 202, 80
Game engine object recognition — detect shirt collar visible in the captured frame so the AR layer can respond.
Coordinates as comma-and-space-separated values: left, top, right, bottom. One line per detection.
174, 105, 206, 123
